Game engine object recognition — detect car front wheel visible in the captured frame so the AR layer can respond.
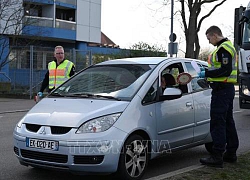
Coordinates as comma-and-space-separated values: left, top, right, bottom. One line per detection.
117, 134, 149, 180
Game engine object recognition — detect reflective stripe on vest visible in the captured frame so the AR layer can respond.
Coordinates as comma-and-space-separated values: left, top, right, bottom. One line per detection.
48, 60, 74, 89
207, 41, 238, 83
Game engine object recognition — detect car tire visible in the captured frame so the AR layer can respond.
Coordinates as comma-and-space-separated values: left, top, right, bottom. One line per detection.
205, 142, 213, 154
117, 134, 149, 180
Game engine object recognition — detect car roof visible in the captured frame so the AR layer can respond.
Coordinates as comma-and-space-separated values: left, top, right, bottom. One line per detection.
97, 57, 169, 65
96, 57, 208, 66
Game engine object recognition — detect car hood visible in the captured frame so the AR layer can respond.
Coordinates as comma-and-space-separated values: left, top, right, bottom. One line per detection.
23, 98, 129, 127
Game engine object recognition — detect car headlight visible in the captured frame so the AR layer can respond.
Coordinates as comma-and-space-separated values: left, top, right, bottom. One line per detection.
17, 118, 24, 128
242, 85, 250, 96
76, 113, 121, 133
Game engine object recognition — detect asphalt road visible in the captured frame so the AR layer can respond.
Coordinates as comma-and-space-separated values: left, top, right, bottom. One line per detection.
0, 95, 250, 180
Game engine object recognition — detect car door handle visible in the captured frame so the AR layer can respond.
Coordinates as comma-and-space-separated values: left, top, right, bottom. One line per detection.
186, 102, 193, 107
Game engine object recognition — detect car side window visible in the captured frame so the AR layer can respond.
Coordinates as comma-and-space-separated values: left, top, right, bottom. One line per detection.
162, 62, 188, 94
185, 62, 205, 92
142, 79, 158, 105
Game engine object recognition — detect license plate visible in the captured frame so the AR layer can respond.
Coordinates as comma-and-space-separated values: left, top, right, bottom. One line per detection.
26, 138, 59, 151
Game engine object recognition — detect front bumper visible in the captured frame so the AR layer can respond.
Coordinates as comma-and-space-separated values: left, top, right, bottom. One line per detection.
13, 127, 127, 174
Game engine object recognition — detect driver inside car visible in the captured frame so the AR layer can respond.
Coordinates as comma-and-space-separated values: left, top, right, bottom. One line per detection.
161, 73, 176, 92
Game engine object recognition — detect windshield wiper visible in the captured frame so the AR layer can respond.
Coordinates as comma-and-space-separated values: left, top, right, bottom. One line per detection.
95, 94, 121, 101
66, 93, 121, 101
50, 92, 65, 97
67, 93, 95, 97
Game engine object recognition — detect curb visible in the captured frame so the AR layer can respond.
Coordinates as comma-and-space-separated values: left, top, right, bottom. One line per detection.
144, 164, 203, 180
144, 149, 250, 180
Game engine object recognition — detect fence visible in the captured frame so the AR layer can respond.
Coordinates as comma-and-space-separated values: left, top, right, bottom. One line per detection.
7, 46, 92, 98
1, 45, 164, 98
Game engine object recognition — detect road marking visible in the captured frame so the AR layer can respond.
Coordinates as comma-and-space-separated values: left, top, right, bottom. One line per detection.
0, 109, 29, 114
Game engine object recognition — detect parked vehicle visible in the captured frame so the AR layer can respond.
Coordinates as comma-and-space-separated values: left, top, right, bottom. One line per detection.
235, 2, 250, 109
13, 57, 212, 180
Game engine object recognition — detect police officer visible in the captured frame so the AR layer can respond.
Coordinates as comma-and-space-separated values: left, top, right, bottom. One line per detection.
199, 26, 239, 168
38, 45, 75, 97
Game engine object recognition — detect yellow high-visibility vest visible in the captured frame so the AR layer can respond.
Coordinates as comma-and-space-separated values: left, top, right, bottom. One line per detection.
48, 60, 74, 89
207, 41, 238, 83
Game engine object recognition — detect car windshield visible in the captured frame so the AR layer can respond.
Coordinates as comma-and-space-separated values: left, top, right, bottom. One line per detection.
50, 64, 155, 101
243, 21, 250, 44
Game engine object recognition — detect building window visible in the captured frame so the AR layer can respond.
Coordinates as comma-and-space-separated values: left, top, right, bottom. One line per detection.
56, 8, 75, 21
24, 3, 42, 17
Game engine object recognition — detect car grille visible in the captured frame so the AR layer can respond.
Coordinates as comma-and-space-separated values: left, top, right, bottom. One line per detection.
14, 146, 19, 156
21, 149, 68, 163
74, 155, 104, 164
51, 126, 72, 134
26, 124, 41, 132
25, 124, 72, 134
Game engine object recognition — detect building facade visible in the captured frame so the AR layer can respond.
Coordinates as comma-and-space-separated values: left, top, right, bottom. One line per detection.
0, 0, 122, 94
22, 0, 102, 46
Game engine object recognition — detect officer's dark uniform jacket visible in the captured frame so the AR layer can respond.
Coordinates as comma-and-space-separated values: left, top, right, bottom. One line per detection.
206, 38, 237, 91
40, 59, 75, 92
206, 37, 239, 155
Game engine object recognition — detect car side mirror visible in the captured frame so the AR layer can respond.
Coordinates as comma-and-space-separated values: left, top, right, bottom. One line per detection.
160, 88, 182, 101
197, 79, 209, 89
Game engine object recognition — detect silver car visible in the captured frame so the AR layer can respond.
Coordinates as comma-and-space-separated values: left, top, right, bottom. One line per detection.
13, 57, 212, 180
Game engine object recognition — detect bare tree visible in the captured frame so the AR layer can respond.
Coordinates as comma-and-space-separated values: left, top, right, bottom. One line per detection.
178, 0, 227, 58
0, 0, 44, 71
143, 0, 227, 58
198, 47, 212, 61
0, 0, 24, 71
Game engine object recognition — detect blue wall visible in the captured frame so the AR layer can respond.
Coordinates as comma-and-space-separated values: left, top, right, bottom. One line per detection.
55, 1, 76, 9
23, 0, 53, 5
9, 69, 46, 87
22, 26, 76, 40
87, 46, 122, 55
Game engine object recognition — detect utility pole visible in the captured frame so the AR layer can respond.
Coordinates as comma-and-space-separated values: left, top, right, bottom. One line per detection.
168, 0, 178, 57
170, 0, 174, 57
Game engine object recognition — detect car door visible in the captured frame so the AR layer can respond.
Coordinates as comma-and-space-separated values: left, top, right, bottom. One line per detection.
184, 61, 211, 142
155, 61, 195, 152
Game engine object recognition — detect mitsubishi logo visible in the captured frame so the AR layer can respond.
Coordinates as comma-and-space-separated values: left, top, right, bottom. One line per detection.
39, 126, 46, 135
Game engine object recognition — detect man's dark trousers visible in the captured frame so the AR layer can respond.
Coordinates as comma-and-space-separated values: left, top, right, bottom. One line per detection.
210, 83, 239, 155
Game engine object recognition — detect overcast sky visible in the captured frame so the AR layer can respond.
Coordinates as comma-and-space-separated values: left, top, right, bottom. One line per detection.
101, 0, 249, 52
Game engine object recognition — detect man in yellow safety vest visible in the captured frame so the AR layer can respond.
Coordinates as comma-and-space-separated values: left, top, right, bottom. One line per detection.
199, 26, 239, 168
38, 45, 75, 97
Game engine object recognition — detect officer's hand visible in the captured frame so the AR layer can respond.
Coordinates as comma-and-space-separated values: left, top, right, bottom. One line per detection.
200, 67, 205, 72
198, 71, 205, 78
37, 92, 43, 97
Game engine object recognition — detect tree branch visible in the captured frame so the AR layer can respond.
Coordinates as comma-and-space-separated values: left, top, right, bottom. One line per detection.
180, 0, 188, 34
197, 0, 227, 32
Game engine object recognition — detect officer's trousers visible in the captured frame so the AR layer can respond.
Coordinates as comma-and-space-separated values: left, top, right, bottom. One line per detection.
210, 83, 239, 155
